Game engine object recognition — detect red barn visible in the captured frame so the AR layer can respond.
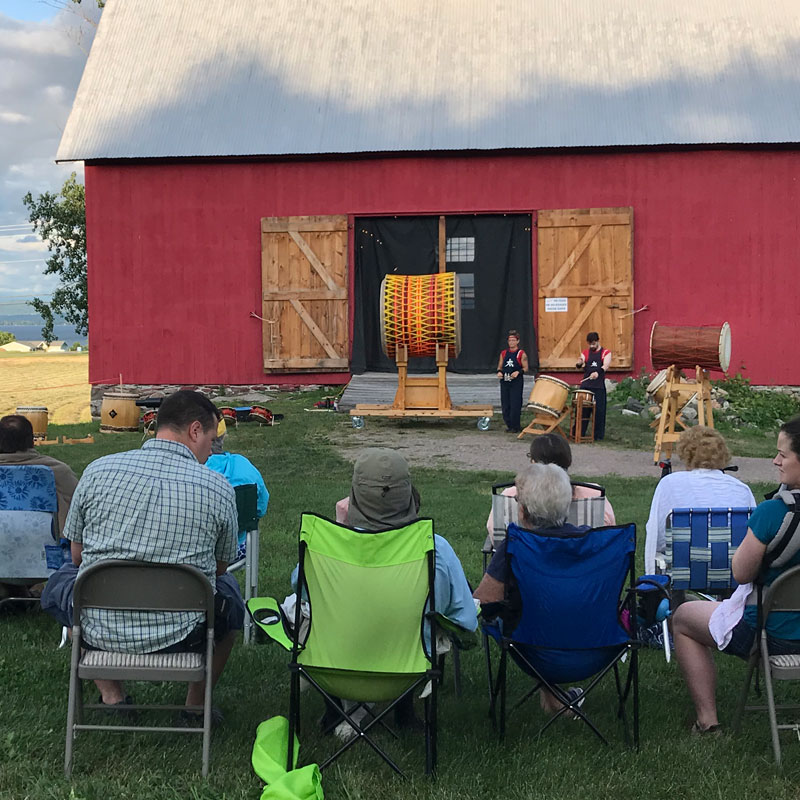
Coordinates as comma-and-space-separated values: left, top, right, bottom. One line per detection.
57, 0, 800, 388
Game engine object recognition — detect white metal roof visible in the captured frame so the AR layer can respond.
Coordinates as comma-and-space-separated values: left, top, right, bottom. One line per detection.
57, 0, 800, 161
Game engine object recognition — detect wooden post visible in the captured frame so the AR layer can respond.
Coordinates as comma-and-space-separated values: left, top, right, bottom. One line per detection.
393, 344, 408, 410
438, 216, 446, 273
436, 343, 451, 410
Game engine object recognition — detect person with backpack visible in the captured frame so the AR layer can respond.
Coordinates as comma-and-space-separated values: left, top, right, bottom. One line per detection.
496, 330, 529, 433
673, 416, 800, 734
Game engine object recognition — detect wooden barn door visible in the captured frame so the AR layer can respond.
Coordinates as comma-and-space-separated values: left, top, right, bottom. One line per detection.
261, 215, 349, 372
536, 207, 633, 370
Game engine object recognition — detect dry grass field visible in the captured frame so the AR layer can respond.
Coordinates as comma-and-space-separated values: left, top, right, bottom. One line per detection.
0, 351, 91, 423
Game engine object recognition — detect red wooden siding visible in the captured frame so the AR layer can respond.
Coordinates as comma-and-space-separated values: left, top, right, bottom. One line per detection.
85, 150, 799, 386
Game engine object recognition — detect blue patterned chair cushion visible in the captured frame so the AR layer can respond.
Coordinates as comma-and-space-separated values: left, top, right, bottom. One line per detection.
0, 465, 58, 512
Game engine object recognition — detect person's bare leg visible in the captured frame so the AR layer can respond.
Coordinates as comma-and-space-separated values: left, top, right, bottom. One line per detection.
185, 631, 236, 707
673, 600, 721, 729
94, 679, 126, 704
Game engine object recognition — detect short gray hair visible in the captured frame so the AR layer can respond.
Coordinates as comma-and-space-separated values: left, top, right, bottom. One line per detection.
515, 462, 572, 528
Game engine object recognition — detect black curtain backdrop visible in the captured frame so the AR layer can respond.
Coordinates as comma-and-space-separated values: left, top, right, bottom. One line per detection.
351, 215, 536, 374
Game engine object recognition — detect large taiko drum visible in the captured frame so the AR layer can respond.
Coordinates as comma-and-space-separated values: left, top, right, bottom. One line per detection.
650, 322, 731, 373
380, 273, 462, 359
100, 391, 140, 433
527, 376, 570, 418
16, 406, 48, 439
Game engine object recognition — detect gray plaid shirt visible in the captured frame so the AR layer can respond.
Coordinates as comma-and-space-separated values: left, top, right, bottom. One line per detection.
65, 439, 238, 653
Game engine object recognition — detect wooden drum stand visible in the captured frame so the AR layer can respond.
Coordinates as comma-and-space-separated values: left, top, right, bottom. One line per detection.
653, 365, 714, 463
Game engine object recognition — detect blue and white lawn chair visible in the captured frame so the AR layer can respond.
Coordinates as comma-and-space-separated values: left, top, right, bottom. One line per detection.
482, 522, 639, 746
0, 465, 64, 611
664, 507, 755, 597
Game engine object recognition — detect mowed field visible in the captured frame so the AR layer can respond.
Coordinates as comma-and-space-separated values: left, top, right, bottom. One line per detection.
0, 351, 91, 423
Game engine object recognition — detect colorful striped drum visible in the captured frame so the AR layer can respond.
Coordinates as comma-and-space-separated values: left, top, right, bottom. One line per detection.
380, 273, 462, 359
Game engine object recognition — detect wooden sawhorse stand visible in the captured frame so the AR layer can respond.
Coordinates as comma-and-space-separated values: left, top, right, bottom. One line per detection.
351, 344, 494, 427
517, 406, 570, 440
653, 365, 714, 463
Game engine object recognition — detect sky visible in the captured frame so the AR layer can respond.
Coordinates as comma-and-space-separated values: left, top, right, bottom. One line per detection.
0, 0, 98, 314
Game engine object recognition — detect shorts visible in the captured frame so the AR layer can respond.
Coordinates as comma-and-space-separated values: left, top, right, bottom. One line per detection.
722, 618, 800, 659
41, 562, 245, 652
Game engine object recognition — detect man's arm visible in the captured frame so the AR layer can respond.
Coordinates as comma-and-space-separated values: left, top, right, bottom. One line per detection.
520, 351, 529, 374
216, 561, 228, 577
71, 541, 83, 566
602, 350, 612, 372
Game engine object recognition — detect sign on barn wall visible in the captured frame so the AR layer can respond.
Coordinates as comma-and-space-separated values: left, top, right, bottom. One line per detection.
260, 215, 349, 372
536, 207, 633, 370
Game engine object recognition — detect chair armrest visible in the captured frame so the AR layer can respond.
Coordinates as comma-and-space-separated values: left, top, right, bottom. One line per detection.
430, 613, 478, 650
246, 597, 293, 651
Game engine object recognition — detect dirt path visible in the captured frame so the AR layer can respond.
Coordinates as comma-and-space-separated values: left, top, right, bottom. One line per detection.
335, 424, 778, 484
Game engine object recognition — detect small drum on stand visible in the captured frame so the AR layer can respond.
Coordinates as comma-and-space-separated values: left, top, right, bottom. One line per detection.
650, 322, 731, 373
100, 391, 140, 433
570, 389, 596, 444
647, 369, 695, 411
16, 406, 48, 440
527, 376, 571, 418
380, 272, 462, 359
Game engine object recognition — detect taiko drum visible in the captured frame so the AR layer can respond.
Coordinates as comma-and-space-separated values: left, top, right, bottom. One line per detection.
646, 369, 696, 410
650, 322, 731, 373
572, 389, 596, 407
527, 376, 570, 418
380, 273, 462, 359
100, 391, 140, 433
16, 406, 48, 439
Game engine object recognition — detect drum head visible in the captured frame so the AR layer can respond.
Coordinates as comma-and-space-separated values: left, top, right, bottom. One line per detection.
647, 369, 667, 396
379, 275, 390, 357
451, 272, 462, 359
718, 321, 731, 373
538, 375, 570, 390
529, 402, 560, 418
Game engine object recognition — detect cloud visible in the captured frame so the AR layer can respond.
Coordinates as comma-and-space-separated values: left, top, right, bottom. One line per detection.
0, 5, 97, 295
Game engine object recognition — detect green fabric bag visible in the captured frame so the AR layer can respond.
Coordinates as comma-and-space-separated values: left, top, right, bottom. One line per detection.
252, 716, 323, 800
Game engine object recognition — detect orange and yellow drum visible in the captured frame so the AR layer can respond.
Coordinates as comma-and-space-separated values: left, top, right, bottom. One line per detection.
380, 273, 462, 359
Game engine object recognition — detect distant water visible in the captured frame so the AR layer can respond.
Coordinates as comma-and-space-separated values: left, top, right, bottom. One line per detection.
0, 323, 87, 345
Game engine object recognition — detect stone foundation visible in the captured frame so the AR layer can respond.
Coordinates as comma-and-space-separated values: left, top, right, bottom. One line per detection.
90, 383, 327, 419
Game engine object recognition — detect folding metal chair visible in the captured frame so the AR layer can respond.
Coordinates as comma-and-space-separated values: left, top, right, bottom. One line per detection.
0, 465, 64, 611
664, 507, 754, 599
735, 565, 800, 766
483, 481, 606, 569
248, 513, 442, 776
482, 522, 639, 746
64, 561, 216, 777
227, 483, 259, 643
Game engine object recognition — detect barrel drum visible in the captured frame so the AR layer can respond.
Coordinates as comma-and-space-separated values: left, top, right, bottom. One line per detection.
650, 322, 731, 373
100, 391, 140, 433
16, 406, 48, 439
527, 376, 571, 418
380, 272, 462, 359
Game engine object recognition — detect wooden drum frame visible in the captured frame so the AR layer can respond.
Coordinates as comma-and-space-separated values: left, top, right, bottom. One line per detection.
380, 273, 462, 359
16, 406, 48, 439
528, 375, 571, 418
650, 322, 731, 373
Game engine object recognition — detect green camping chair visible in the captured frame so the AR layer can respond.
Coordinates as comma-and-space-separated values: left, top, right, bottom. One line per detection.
248, 512, 441, 776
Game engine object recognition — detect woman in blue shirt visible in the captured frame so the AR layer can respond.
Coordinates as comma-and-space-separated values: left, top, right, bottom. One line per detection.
674, 416, 800, 734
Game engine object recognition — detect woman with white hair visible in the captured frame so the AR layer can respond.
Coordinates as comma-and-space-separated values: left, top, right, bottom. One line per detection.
474, 462, 588, 714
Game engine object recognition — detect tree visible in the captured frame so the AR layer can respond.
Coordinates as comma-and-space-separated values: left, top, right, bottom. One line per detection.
0, 331, 15, 346
22, 173, 87, 344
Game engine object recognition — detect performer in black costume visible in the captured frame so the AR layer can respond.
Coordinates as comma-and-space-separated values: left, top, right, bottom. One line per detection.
496, 330, 529, 433
576, 331, 611, 441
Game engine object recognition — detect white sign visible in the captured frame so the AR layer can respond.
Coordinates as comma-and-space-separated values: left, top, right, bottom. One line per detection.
545, 297, 568, 312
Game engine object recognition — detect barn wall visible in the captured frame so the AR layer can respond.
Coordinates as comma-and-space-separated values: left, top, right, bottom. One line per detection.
85, 149, 799, 385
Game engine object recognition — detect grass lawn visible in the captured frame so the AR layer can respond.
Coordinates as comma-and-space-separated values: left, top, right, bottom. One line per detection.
1, 390, 796, 799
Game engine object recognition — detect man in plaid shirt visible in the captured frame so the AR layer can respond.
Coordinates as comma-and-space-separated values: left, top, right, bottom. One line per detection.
42, 391, 244, 714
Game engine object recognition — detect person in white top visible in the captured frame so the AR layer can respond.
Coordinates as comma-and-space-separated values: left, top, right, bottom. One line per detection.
644, 426, 756, 575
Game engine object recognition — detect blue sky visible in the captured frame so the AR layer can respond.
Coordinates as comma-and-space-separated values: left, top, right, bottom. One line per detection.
0, 1, 97, 313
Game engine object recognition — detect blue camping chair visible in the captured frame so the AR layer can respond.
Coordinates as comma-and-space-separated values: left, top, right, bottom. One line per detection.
482, 522, 639, 746
0, 465, 63, 611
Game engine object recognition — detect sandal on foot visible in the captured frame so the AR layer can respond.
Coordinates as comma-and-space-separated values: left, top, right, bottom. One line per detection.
180, 706, 224, 727
690, 721, 722, 736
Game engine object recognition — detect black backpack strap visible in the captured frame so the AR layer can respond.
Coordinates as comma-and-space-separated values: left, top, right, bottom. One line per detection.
764, 490, 800, 569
